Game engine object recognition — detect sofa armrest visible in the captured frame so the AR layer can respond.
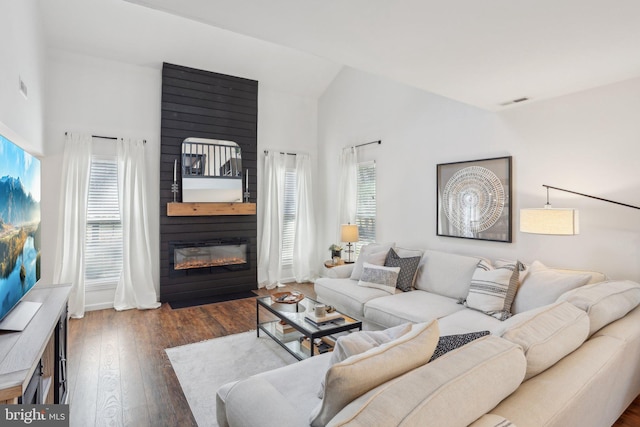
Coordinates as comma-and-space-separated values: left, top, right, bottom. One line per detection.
323, 264, 355, 279
225, 377, 311, 427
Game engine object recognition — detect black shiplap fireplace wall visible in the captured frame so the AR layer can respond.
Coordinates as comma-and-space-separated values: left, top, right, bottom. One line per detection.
160, 63, 258, 302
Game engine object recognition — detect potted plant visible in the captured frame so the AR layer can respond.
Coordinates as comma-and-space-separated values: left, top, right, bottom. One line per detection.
329, 244, 343, 259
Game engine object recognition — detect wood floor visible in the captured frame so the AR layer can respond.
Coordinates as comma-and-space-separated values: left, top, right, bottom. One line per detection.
68, 282, 640, 427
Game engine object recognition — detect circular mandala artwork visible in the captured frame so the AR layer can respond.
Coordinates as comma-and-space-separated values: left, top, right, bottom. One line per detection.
442, 166, 505, 234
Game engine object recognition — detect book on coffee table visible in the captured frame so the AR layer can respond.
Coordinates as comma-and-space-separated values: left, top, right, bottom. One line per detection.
304, 311, 344, 326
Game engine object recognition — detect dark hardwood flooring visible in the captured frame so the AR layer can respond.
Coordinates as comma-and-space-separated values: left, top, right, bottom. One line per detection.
68, 282, 640, 426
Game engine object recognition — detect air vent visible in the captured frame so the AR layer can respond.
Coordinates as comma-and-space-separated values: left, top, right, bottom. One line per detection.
499, 97, 529, 107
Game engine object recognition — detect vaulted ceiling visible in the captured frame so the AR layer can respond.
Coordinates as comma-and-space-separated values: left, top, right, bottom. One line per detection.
124, 0, 640, 110
41, 0, 640, 111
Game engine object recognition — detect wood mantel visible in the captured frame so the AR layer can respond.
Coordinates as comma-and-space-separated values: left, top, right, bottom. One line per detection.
167, 202, 256, 216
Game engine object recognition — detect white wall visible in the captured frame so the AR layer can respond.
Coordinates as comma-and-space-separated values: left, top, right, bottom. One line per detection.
41, 50, 320, 309
0, 0, 45, 154
41, 50, 161, 310
318, 67, 640, 281
257, 87, 319, 282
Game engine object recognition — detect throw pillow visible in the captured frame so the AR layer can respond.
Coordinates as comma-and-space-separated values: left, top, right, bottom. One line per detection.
557, 280, 640, 336
350, 242, 394, 280
511, 260, 591, 314
309, 320, 440, 427
384, 248, 422, 292
317, 323, 412, 398
464, 260, 520, 320
429, 330, 490, 361
357, 263, 400, 294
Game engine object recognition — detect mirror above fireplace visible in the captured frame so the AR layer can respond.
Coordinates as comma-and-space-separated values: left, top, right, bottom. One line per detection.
181, 138, 243, 203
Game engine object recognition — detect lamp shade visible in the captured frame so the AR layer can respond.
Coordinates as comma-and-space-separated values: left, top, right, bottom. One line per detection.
341, 224, 359, 242
520, 208, 579, 235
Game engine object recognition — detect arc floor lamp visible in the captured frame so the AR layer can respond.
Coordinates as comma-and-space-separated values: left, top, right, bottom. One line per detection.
520, 185, 640, 235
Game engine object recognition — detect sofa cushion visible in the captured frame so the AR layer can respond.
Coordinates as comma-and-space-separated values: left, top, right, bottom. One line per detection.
465, 260, 520, 320
511, 260, 591, 314
363, 290, 464, 328
436, 308, 503, 335
350, 243, 394, 280
557, 280, 640, 336
429, 330, 490, 361
309, 320, 439, 427
496, 301, 589, 380
414, 249, 481, 299
357, 263, 400, 294
384, 248, 421, 292
327, 336, 526, 427
318, 323, 412, 398
314, 277, 391, 317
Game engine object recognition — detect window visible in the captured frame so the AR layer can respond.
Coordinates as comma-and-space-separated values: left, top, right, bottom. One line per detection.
355, 161, 376, 255
281, 168, 297, 268
84, 156, 123, 290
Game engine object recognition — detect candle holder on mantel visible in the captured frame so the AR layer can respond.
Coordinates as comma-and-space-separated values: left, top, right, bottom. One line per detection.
171, 181, 179, 203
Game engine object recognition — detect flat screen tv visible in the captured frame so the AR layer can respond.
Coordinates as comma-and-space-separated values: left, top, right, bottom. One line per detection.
0, 132, 41, 323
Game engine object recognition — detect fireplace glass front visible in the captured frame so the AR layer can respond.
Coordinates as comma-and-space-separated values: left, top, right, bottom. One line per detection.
170, 239, 248, 274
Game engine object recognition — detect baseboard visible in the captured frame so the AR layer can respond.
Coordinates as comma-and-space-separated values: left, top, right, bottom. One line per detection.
84, 302, 115, 312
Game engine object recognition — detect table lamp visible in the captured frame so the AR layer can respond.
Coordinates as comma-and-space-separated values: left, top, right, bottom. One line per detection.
341, 224, 359, 263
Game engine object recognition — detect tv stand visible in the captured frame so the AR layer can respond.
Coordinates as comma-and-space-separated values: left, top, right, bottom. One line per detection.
0, 283, 70, 404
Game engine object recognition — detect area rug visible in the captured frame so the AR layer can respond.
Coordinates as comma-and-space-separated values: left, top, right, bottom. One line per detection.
165, 331, 298, 427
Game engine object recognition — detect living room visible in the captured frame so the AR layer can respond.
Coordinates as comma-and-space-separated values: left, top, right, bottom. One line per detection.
1, 0, 640, 426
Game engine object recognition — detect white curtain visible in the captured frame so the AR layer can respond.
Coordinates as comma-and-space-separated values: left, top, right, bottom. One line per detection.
53, 133, 92, 318
114, 139, 161, 311
258, 152, 287, 288
292, 154, 317, 282
336, 147, 358, 240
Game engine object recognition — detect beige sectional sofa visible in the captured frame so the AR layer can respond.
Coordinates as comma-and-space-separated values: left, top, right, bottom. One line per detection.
217, 246, 640, 426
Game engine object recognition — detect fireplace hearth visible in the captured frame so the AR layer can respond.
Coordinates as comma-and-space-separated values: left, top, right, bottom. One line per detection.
169, 238, 249, 276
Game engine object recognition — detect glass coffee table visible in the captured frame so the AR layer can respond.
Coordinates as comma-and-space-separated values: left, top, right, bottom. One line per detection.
256, 294, 362, 360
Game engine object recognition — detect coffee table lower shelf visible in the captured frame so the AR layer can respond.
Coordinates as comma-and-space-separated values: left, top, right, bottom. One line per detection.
256, 296, 362, 361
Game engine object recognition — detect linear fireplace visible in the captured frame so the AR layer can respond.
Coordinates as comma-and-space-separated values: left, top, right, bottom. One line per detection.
169, 238, 249, 276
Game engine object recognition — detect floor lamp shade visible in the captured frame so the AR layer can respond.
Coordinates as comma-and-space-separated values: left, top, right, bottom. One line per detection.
520, 208, 579, 235
341, 224, 359, 243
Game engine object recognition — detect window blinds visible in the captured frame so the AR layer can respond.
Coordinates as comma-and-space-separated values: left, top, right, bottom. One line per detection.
356, 161, 376, 255
85, 156, 123, 289
281, 168, 297, 267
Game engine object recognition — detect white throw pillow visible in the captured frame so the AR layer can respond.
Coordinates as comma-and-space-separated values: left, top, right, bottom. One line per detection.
497, 301, 589, 380
317, 323, 412, 398
357, 263, 400, 294
350, 242, 394, 280
309, 320, 439, 427
511, 260, 591, 314
557, 280, 640, 336
465, 260, 520, 320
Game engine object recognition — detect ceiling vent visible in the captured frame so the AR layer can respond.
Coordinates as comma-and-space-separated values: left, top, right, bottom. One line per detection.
499, 97, 529, 107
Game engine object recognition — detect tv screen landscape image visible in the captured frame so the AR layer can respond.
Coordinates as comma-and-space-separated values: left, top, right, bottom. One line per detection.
0, 133, 41, 322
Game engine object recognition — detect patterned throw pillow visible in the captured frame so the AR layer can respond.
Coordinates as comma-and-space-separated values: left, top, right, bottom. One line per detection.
384, 248, 422, 292
464, 260, 521, 320
429, 330, 490, 361
357, 263, 400, 294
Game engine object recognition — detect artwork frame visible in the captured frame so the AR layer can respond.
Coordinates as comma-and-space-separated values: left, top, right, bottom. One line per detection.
437, 156, 512, 243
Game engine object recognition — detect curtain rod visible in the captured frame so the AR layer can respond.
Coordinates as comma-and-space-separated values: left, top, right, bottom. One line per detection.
264, 150, 297, 156
344, 140, 382, 150
65, 132, 146, 143
356, 140, 382, 148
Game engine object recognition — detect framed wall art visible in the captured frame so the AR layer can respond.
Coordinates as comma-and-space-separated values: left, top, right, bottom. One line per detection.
437, 156, 512, 243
